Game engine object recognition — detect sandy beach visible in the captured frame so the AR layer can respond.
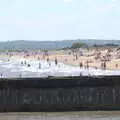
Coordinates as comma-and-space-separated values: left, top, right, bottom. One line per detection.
9, 47, 120, 70
0, 46, 120, 78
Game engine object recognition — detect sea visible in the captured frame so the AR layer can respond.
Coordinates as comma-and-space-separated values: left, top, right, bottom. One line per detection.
0, 57, 120, 78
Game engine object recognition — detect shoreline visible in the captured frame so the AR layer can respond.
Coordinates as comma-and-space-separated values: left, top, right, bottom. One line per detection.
10, 54, 120, 71
9, 55, 120, 77
1, 46, 120, 71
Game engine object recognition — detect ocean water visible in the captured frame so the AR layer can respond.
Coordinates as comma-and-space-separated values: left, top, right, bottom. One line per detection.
0, 58, 120, 78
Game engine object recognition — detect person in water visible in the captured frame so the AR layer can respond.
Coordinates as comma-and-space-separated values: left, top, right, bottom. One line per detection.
19, 73, 22, 78
27, 64, 31, 67
55, 58, 58, 65
47, 57, 49, 62
80, 72, 82, 76
24, 61, 26, 65
39, 62, 41, 69
86, 60, 89, 69
1, 73, 3, 78
79, 62, 83, 68
21, 61, 23, 65
49, 62, 51, 67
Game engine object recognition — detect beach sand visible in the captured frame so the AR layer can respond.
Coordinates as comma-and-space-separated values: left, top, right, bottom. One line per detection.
9, 47, 120, 71
0, 46, 120, 73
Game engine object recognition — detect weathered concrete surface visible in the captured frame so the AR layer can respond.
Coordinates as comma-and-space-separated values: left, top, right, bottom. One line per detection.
0, 112, 120, 120
0, 76, 120, 112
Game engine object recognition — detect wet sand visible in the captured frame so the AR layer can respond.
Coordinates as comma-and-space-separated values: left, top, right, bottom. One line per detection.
0, 111, 120, 120
0, 53, 120, 78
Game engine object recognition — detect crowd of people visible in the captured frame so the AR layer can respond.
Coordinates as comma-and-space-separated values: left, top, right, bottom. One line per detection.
0, 47, 120, 78
17, 47, 120, 71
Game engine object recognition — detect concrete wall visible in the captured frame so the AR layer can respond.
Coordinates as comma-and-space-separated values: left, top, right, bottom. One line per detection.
0, 76, 120, 112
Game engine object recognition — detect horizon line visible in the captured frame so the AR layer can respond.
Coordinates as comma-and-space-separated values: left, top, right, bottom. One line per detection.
0, 39, 120, 42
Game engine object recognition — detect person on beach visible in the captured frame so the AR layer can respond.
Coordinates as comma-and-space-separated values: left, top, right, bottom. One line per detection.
49, 62, 51, 67
75, 54, 78, 60
116, 64, 118, 68
21, 61, 23, 65
55, 58, 58, 65
24, 61, 26, 65
37, 56, 40, 60
27, 64, 31, 67
46, 57, 51, 67
47, 57, 49, 63
86, 60, 89, 69
80, 72, 82, 76
1, 73, 3, 78
19, 73, 22, 78
103, 61, 106, 70
39, 62, 41, 69
79, 62, 83, 68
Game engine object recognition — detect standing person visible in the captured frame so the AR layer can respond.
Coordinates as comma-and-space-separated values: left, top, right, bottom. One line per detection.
49, 62, 51, 67
0, 73, 3, 78
55, 58, 58, 65
21, 61, 23, 65
103, 61, 106, 70
19, 73, 22, 78
27, 64, 31, 67
75, 54, 78, 60
39, 62, 41, 69
101, 61, 103, 70
86, 60, 89, 69
37, 56, 40, 60
116, 64, 118, 69
46, 57, 51, 67
79, 62, 83, 68
24, 61, 26, 65
80, 72, 82, 76
47, 57, 49, 63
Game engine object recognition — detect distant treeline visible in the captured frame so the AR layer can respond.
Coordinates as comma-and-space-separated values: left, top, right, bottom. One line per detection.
93, 43, 119, 47
0, 40, 119, 51
62, 43, 119, 50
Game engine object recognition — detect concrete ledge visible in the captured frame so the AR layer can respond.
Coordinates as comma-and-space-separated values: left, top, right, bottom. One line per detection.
0, 76, 120, 112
